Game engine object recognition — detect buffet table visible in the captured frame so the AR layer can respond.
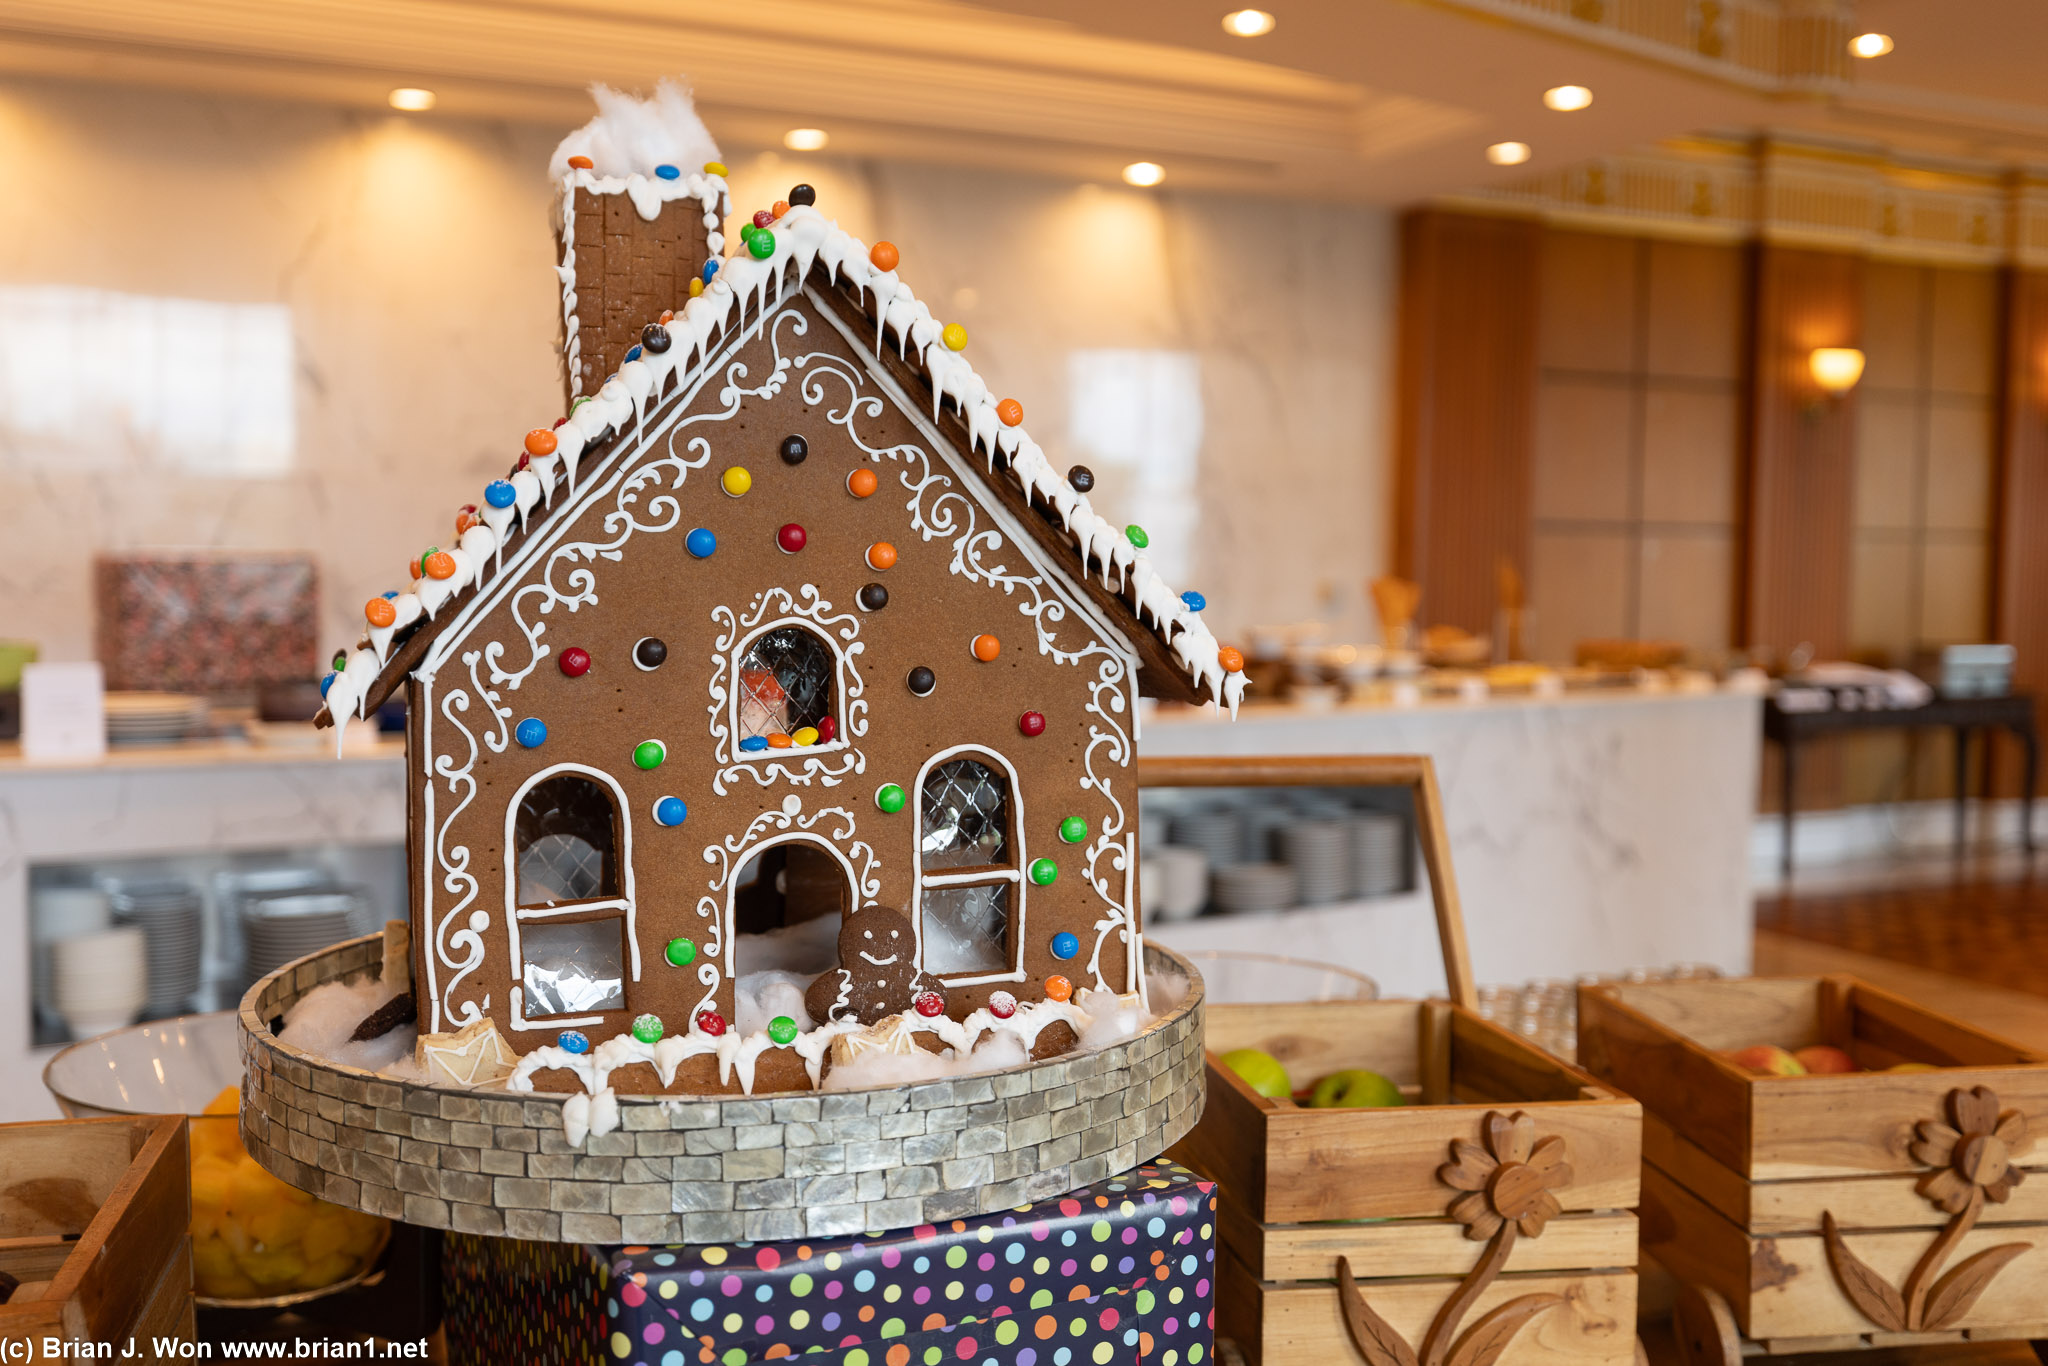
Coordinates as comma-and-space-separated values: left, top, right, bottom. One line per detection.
1139, 686, 1762, 998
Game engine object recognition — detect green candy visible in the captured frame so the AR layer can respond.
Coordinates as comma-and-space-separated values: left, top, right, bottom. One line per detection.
633, 739, 666, 770
664, 937, 695, 967
1058, 816, 1087, 844
875, 783, 906, 814
748, 229, 776, 260
768, 1016, 799, 1046
631, 1013, 664, 1044
1029, 857, 1058, 886
1124, 525, 1149, 549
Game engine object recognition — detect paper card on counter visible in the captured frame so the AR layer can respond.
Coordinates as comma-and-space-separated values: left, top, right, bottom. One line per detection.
21, 662, 106, 762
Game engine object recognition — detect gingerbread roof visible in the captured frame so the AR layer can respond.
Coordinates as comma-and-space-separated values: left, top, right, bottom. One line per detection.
317, 194, 1246, 739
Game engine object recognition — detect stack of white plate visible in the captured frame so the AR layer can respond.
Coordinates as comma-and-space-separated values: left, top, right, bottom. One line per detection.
242, 888, 367, 984
109, 879, 205, 1016
1211, 863, 1298, 916
1279, 820, 1352, 905
1169, 808, 1247, 869
1351, 811, 1407, 898
104, 692, 209, 746
50, 927, 148, 1039
215, 866, 341, 994
31, 886, 111, 1026
1242, 806, 1298, 864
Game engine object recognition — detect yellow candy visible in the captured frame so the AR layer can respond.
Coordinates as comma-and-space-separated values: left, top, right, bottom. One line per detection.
689, 277, 705, 297
721, 466, 751, 498
704, 161, 728, 177
791, 726, 820, 747
942, 323, 968, 352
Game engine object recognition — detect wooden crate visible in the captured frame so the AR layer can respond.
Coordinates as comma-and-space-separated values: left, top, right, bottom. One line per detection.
1578, 973, 2048, 1360
0, 1115, 194, 1363
1147, 756, 1642, 1366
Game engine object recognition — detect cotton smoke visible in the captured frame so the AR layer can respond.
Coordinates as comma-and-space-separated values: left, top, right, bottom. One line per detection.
550, 79, 723, 181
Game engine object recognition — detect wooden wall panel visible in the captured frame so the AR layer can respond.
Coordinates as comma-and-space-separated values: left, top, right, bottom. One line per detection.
1994, 268, 2048, 795
1394, 210, 1541, 635
1742, 245, 1863, 660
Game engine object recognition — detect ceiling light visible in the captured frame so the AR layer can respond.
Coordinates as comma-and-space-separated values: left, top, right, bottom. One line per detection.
783, 128, 829, 152
1543, 85, 1593, 112
1810, 347, 1865, 396
387, 88, 436, 112
1486, 141, 1532, 166
1848, 32, 1893, 57
1122, 161, 1165, 187
1221, 9, 1276, 37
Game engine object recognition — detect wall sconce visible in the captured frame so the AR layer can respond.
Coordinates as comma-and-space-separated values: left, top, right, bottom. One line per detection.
1809, 347, 1865, 397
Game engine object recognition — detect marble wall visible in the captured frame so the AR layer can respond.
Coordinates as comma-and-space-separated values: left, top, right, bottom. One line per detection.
0, 77, 1398, 671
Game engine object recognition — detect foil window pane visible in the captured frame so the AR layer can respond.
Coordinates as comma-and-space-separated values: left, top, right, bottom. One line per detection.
519, 919, 625, 1016
920, 759, 1009, 868
921, 883, 1010, 976
738, 627, 834, 742
514, 775, 618, 905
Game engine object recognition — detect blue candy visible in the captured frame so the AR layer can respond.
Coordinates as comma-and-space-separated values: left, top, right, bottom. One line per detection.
515, 717, 547, 749
319, 673, 335, 698
485, 480, 517, 509
654, 164, 680, 180
1180, 590, 1206, 612
738, 736, 769, 753
701, 259, 720, 284
1051, 931, 1080, 960
655, 795, 688, 827
624, 344, 643, 363
557, 1030, 591, 1055
381, 590, 399, 600
686, 527, 716, 559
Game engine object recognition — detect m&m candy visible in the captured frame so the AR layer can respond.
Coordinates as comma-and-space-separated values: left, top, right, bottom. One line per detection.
654, 164, 680, 180
914, 991, 946, 1019
971, 634, 1001, 662
996, 398, 1023, 427
567, 155, 593, 170
515, 718, 547, 748
640, 323, 671, 354
485, 480, 517, 509
942, 323, 968, 352
722, 466, 751, 497
665, 937, 696, 967
988, 991, 1017, 1019
704, 161, 728, 176
768, 1016, 799, 1045
559, 647, 591, 677
1018, 711, 1046, 737
365, 598, 397, 628
780, 434, 808, 465
1067, 465, 1094, 493
633, 739, 666, 770
525, 428, 558, 456
1051, 932, 1080, 959
1059, 816, 1087, 844
1029, 858, 1058, 886
847, 468, 878, 498
789, 184, 817, 207
1181, 590, 1206, 612
635, 637, 668, 669
792, 726, 820, 746
631, 1014, 664, 1044
859, 584, 888, 611
655, 796, 687, 826
1218, 646, 1246, 673
875, 783, 907, 814
424, 551, 457, 580
906, 666, 936, 696
870, 241, 899, 271
817, 716, 837, 743
695, 1009, 727, 1037
557, 1030, 591, 1054
1044, 975, 1073, 1003
1125, 525, 1149, 549
767, 732, 793, 749
686, 528, 717, 558
747, 230, 776, 260
752, 209, 775, 229
867, 542, 898, 570
777, 523, 807, 554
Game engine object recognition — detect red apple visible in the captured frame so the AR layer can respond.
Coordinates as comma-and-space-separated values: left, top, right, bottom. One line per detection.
1724, 1044, 1806, 1077
1794, 1045, 1857, 1075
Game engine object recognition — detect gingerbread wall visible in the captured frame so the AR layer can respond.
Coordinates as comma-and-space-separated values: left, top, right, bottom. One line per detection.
563, 187, 718, 402
411, 291, 1143, 1083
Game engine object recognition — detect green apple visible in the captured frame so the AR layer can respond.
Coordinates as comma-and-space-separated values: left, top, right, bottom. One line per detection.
1308, 1069, 1404, 1108
1220, 1048, 1292, 1100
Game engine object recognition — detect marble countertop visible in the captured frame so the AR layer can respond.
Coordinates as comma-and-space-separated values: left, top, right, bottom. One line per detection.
0, 735, 404, 774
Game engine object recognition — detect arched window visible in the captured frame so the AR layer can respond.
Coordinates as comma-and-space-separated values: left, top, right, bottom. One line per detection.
505, 770, 634, 1024
916, 753, 1022, 980
737, 626, 835, 745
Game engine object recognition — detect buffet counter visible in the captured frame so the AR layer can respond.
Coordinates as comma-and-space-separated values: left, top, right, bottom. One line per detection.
1139, 686, 1762, 998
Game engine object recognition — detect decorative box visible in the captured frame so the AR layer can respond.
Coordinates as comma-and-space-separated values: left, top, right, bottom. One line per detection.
445, 1160, 1217, 1366
94, 553, 317, 693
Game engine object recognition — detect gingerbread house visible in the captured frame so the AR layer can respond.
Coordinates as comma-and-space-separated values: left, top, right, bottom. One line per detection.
317, 91, 1244, 1097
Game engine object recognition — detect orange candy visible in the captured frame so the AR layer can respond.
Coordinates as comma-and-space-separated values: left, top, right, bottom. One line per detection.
1218, 646, 1245, 673
524, 428, 558, 456
972, 634, 1001, 662
455, 511, 479, 536
996, 398, 1024, 427
567, 155, 593, 170
424, 551, 457, 581
772, 200, 790, 219
846, 468, 879, 499
1044, 975, 1073, 1002
866, 542, 898, 571
659, 309, 674, 324
766, 732, 793, 749
364, 598, 397, 629
870, 241, 900, 272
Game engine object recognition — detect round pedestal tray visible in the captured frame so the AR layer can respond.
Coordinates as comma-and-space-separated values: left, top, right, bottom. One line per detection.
238, 932, 1205, 1245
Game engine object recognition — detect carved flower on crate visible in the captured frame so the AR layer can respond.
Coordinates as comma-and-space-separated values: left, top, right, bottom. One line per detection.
1440, 1110, 1574, 1241
1821, 1085, 2037, 1334
1911, 1085, 2029, 1214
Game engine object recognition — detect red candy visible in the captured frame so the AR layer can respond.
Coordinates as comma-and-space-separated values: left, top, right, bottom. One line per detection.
752, 209, 776, 229
817, 716, 838, 743
777, 523, 807, 554
988, 991, 1017, 1019
559, 647, 591, 678
695, 1009, 727, 1036
914, 991, 946, 1019
1018, 711, 1046, 737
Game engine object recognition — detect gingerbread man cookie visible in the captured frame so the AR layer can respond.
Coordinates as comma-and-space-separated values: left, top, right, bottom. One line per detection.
807, 903, 929, 1025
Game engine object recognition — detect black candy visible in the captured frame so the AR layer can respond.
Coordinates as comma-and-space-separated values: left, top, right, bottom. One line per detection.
780, 434, 808, 466
788, 184, 817, 207
859, 583, 888, 611
641, 323, 672, 354
906, 666, 935, 696
1067, 464, 1095, 493
635, 637, 668, 669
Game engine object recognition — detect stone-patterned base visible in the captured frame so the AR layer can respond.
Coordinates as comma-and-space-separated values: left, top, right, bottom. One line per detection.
239, 934, 1205, 1244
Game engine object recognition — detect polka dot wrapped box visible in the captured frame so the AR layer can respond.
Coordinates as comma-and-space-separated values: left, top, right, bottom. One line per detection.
444, 1159, 1216, 1366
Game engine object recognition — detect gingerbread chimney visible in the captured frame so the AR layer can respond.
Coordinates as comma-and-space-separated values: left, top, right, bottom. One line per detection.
559, 179, 725, 404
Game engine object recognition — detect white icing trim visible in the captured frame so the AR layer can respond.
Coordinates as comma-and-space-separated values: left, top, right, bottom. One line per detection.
911, 744, 1028, 988
500, 761, 640, 1031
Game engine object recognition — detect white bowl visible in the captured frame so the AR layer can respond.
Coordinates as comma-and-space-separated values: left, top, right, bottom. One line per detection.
43, 1010, 242, 1119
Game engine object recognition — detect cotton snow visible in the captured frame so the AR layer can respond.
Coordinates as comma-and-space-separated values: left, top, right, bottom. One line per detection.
277, 976, 417, 1074
734, 971, 815, 1038
821, 1031, 1031, 1092
551, 80, 722, 181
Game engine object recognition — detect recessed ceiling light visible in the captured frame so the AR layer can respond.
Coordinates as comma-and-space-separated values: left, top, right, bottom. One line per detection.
387, 88, 436, 112
1542, 85, 1593, 112
1221, 9, 1276, 37
1486, 141, 1532, 166
1122, 161, 1165, 187
1848, 32, 1893, 57
783, 128, 829, 151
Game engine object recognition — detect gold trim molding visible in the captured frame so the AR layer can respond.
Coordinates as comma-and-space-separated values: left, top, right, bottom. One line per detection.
1444, 136, 2048, 268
